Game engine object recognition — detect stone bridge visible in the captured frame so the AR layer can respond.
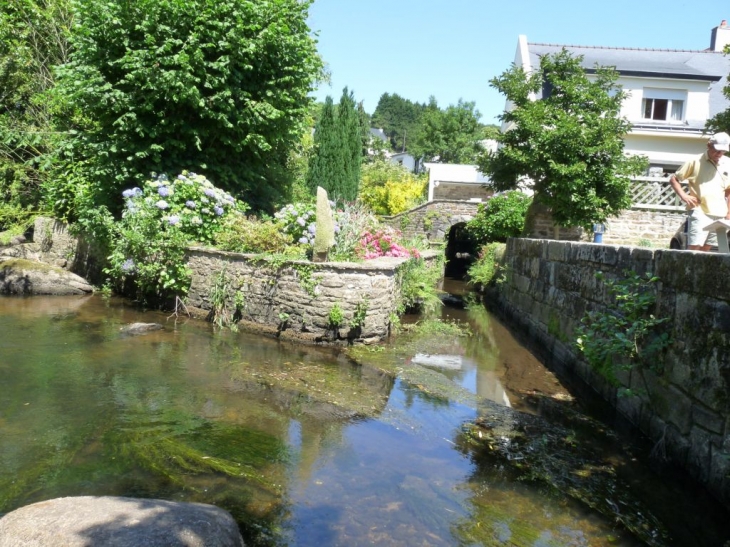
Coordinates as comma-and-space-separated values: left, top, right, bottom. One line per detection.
383, 200, 481, 243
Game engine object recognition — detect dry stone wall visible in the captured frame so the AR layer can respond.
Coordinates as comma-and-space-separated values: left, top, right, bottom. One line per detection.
486, 237, 730, 507
185, 247, 413, 344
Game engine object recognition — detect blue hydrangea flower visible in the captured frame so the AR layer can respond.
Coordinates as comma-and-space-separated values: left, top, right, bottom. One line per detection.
121, 259, 136, 273
158, 186, 170, 197
133, 187, 143, 197
155, 200, 169, 210
185, 200, 196, 209
213, 205, 224, 216
122, 189, 134, 198
203, 188, 216, 198
166, 215, 180, 226
298, 237, 308, 244
308, 223, 316, 234
296, 217, 306, 227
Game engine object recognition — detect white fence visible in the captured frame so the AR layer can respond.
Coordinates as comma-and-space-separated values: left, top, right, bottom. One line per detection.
630, 176, 686, 211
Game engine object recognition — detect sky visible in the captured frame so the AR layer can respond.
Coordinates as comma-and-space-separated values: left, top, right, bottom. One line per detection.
308, 0, 728, 125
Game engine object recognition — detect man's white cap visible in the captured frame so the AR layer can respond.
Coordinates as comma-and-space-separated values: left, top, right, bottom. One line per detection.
709, 132, 730, 152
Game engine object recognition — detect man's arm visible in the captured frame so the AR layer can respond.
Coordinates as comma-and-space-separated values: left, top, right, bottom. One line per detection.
669, 174, 698, 208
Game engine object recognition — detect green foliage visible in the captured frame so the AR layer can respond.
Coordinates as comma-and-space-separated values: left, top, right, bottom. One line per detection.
0, 0, 73, 228
358, 158, 427, 215
371, 92, 427, 153
209, 270, 234, 329
576, 271, 672, 386
105, 199, 191, 302
479, 49, 648, 229
103, 171, 237, 301
291, 263, 319, 297
411, 98, 485, 164
328, 200, 379, 262
56, 0, 323, 211
466, 191, 532, 244
123, 172, 244, 244
349, 298, 368, 329
467, 243, 506, 287
306, 88, 362, 201
396, 256, 444, 315
327, 302, 344, 329
215, 216, 291, 254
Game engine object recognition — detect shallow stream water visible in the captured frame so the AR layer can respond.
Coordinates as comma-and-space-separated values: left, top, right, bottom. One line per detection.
0, 291, 729, 546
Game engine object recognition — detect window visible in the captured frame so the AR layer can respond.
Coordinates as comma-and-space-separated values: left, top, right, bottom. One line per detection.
641, 88, 686, 122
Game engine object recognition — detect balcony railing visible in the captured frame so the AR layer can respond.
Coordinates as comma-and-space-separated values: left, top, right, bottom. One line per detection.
630, 176, 686, 211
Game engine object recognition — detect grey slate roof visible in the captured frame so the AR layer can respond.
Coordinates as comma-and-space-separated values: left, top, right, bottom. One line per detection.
527, 43, 730, 119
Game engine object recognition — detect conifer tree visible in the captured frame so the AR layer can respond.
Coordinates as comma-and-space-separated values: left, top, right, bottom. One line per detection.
306, 96, 340, 197
306, 88, 363, 201
337, 88, 362, 202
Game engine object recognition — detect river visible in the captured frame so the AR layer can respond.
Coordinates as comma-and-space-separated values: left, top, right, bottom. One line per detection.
0, 289, 728, 546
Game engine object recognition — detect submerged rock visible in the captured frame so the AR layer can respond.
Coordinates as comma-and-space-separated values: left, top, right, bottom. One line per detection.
0, 258, 93, 296
0, 496, 244, 546
120, 322, 164, 335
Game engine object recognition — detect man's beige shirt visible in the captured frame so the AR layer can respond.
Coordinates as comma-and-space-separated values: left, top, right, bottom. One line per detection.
675, 152, 730, 216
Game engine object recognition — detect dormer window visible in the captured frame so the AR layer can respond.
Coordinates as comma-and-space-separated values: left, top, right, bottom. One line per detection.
641, 88, 686, 122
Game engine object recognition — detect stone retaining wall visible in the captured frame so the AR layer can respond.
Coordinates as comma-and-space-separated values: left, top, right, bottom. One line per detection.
486, 238, 730, 507
185, 247, 419, 344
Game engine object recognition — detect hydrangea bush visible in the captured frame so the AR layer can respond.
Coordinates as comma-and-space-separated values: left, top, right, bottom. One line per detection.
106, 172, 246, 300
123, 172, 246, 244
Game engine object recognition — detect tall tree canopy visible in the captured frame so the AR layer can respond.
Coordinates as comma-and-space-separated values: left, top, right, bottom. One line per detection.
478, 49, 647, 229
371, 93, 426, 153
411, 98, 484, 164
56, 0, 323, 211
306, 88, 362, 202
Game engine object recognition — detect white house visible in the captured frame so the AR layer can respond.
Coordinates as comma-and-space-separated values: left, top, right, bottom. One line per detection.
510, 20, 730, 174
424, 163, 492, 202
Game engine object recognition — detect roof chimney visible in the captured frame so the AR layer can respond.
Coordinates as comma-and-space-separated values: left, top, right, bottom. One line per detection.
711, 19, 730, 52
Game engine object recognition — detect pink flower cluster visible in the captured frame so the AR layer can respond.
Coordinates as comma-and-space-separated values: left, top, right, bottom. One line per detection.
356, 229, 420, 260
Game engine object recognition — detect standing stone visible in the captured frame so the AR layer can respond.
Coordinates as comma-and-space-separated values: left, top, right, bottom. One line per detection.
313, 186, 335, 263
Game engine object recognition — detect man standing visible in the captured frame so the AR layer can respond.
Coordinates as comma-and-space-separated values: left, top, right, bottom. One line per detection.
669, 132, 730, 251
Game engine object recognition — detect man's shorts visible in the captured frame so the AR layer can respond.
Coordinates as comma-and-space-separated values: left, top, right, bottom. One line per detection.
688, 208, 721, 247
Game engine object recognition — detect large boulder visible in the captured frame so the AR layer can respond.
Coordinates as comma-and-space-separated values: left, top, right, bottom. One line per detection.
0, 258, 93, 295
0, 496, 244, 547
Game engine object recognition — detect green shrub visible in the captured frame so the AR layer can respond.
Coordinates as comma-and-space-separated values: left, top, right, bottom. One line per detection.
466, 191, 531, 244
467, 243, 506, 287
215, 216, 291, 254
576, 271, 671, 387
105, 171, 243, 301
328, 303, 344, 329
396, 256, 444, 315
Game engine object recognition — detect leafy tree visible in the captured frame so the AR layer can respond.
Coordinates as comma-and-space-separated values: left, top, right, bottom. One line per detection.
55, 0, 323, 212
411, 98, 484, 164
371, 93, 426, 152
0, 0, 72, 228
706, 45, 730, 134
477, 49, 647, 229
359, 158, 427, 215
466, 191, 532, 244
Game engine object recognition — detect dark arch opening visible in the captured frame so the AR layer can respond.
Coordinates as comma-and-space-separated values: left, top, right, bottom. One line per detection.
444, 222, 478, 280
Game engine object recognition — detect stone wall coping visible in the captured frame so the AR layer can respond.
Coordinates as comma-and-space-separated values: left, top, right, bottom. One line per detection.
187, 246, 439, 272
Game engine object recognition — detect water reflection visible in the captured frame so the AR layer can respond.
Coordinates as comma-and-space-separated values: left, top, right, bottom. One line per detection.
0, 294, 729, 546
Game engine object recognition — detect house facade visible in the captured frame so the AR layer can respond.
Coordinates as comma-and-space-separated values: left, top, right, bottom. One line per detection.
424, 163, 492, 202
511, 20, 730, 174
